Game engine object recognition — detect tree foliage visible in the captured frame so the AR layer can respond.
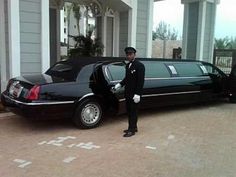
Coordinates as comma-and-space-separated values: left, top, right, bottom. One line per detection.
214, 37, 236, 49
229, 37, 236, 49
152, 21, 178, 40
69, 31, 104, 57
214, 37, 231, 49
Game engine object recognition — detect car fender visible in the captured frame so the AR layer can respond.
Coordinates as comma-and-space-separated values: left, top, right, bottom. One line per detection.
74, 93, 104, 111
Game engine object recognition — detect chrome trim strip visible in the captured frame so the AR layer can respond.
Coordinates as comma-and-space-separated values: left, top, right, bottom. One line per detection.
118, 98, 126, 102
145, 76, 209, 80
118, 90, 201, 102
141, 91, 201, 98
3, 94, 74, 106
110, 80, 122, 83
78, 93, 95, 102
104, 66, 110, 79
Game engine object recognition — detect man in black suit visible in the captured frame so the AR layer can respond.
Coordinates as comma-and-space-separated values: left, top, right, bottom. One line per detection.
113, 47, 145, 137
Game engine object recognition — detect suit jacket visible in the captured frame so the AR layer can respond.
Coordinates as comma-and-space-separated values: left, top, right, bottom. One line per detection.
120, 59, 145, 99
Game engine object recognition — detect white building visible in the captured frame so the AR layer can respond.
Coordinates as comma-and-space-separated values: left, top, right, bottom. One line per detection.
0, 0, 220, 92
60, 3, 96, 46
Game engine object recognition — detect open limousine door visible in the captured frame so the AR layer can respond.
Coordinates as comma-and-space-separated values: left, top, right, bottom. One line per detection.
229, 65, 236, 102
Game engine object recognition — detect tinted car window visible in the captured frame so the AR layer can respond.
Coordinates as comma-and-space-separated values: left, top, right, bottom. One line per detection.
76, 64, 94, 83
50, 63, 72, 72
173, 63, 203, 77
202, 63, 220, 75
46, 62, 79, 81
143, 61, 170, 78
107, 63, 125, 81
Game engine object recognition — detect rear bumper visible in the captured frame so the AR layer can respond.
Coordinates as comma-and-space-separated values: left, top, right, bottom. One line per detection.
1, 92, 75, 118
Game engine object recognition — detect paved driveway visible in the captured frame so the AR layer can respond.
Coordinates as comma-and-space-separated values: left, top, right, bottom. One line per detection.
0, 101, 236, 177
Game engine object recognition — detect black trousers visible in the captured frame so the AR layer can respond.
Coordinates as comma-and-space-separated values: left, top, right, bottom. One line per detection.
125, 98, 138, 132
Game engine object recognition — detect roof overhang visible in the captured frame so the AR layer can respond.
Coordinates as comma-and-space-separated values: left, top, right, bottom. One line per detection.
63, 0, 130, 12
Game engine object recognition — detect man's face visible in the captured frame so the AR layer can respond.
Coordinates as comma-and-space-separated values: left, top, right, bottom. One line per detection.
126, 52, 136, 62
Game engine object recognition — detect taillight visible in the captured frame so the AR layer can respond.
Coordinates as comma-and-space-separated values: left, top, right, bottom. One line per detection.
26, 85, 40, 100
6, 80, 14, 91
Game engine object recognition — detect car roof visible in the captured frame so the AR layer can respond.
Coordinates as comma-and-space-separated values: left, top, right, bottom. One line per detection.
58, 57, 209, 68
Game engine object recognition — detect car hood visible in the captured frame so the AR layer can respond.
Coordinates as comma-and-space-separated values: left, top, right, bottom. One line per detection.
15, 74, 65, 85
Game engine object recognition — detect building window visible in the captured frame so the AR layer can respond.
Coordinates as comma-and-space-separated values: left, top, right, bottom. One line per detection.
64, 28, 66, 33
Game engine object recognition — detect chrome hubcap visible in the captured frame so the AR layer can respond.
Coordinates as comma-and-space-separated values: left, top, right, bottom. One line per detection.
81, 104, 100, 124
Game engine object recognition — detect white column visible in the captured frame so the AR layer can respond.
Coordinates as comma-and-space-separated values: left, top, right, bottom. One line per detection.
182, 3, 189, 59
128, 0, 137, 47
182, 0, 220, 61
41, 0, 50, 72
208, 2, 217, 63
56, 9, 61, 62
113, 11, 120, 57
196, 0, 207, 60
0, 0, 7, 91
60, 9, 65, 43
146, 0, 154, 58
101, 15, 107, 56
8, 0, 21, 78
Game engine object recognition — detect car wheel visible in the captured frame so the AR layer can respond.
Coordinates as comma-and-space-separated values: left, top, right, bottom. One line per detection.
73, 99, 102, 129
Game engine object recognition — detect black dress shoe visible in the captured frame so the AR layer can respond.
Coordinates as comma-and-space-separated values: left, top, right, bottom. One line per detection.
123, 129, 138, 133
123, 131, 135, 137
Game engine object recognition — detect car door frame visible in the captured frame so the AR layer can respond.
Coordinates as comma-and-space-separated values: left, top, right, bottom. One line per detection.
229, 64, 236, 101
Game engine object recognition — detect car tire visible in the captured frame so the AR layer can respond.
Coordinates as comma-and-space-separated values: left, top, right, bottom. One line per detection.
73, 99, 102, 129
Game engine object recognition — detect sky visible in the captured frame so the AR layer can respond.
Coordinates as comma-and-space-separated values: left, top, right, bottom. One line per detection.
153, 0, 236, 39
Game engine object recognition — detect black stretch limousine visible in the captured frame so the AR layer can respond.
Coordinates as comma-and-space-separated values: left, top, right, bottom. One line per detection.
1, 58, 236, 128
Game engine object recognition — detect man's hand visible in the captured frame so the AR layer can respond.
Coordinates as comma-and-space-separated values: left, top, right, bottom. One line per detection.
133, 94, 140, 103
111, 83, 122, 92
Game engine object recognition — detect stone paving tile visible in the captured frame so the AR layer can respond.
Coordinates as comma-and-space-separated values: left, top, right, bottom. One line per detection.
0, 102, 235, 177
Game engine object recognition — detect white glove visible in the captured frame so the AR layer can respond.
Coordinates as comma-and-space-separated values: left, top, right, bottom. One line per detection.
112, 83, 121, 92
133, 94, 140, 103
115, 83, 121, 90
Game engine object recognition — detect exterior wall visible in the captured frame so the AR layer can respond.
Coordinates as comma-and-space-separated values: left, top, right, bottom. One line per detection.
186, 2, 199, 59
152, 40, 182, 58
0, 0, 8, 91
96, 16, 102, 41
136, 0, 148, 57
61, 4, 96, 47
49, 8, 57, 66
67, 4, 80, 47
119, 12, 128, 57
4, 0, 9, 79
182, 0, 219, 62
106, 17, 114, 56
19, 0, 41, 75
